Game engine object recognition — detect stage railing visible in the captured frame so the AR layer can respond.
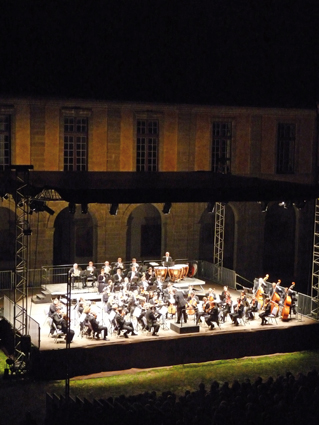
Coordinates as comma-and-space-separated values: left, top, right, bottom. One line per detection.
197, 261, 237, 289
0, 268, 44, 290
3, 295, 40, 349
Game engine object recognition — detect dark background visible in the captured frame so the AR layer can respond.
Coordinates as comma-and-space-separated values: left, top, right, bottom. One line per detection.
1, 0, 319, 107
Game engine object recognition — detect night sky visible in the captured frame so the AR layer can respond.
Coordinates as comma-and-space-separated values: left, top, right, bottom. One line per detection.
1, 0, 319, 108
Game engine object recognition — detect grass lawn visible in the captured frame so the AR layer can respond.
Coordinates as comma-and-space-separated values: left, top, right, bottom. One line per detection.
1, 349, 319, 424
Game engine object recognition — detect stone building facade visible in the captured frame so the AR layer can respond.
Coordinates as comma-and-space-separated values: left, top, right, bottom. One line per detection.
0, 96, 317, 291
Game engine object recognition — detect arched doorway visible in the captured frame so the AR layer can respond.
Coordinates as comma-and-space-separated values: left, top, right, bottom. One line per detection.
263, 203, 295, 283
53, 208, 95, 265
126, 204, 161, 261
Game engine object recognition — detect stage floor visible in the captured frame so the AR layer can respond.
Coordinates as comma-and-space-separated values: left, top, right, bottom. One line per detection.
25, 280, 319, 380
30, 281, 316, 352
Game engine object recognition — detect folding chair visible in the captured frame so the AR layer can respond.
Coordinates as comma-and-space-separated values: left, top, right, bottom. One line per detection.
267, 306, 278, 324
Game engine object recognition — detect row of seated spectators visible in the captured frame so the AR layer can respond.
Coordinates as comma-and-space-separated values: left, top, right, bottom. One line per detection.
45, 369, 319, 425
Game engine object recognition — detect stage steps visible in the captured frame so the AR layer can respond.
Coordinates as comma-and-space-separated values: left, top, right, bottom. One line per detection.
32, 286, 52, 304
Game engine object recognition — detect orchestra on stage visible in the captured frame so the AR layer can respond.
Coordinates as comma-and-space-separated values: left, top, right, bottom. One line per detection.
48, 256, 298, 342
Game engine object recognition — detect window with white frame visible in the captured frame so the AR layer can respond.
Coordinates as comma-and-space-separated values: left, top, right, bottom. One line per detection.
136, 119, 158, 171
63, 116, 88, 171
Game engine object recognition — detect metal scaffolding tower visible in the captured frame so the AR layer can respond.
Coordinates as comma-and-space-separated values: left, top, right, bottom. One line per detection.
213, 202, 225, 283
12, 165, 33, 373
311, 198, 319, 319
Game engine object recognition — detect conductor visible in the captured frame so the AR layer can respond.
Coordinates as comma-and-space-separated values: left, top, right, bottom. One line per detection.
173, 288, 187, 324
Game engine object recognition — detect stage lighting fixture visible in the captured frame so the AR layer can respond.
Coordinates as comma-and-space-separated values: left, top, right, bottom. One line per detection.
207, 202, 215, 213
43, 205, 55, 215
23, 226, 32, 236
68, 202, 76, 214
81, 203, 88, 214
29, 200, 54, 215
162, 202, 172, 215
109, 203, 119, 216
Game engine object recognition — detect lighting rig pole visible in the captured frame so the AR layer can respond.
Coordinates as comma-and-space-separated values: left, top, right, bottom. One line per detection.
11, 165, 33, 374
213, 202, 225, 283
311, 102, 319, 320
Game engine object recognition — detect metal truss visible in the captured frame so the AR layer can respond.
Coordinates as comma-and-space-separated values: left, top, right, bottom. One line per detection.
213, 202, 225, 283
311, 198, 319, 319
12, 166, 33, 370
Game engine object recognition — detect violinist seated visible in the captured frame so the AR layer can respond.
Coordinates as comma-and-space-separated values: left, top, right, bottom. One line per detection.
220, 291, 232, 323
245, 297, 259, 320
69, 263, 83, 289
259, 297, 271, 325
187, 291, 199, 322
230, 298, 245, 326
51, 307, 75, 342
240, 290, 249, 308
88, 313, 109, 340
220, 286, 230, 302
145, 266, 155, 282
205, 300, 220, 330
114, 307, 137, 338
196, 297, 209, 325
206, 288, 217, 301
145, 305, 160, 336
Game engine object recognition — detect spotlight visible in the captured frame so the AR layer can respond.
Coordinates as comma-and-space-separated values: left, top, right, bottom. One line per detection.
162, 202, 172, 215
207, 202, 215, 213
43, 205, 55, 216
68, 202, 76, 214
29, 200, 55, 215
81, 203, 88, 214
109, 203, 119, 216
279, 201, 293, 209
23, 227, 32, 236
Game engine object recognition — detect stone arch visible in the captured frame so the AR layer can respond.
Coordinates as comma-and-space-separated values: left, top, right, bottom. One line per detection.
53, 206, 96, 265
263, 203, 295, 283
126, 203, 162, 261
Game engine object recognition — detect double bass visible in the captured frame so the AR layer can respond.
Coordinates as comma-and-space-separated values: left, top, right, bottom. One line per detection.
281, 289, 291, 320
270, 282, 281, 314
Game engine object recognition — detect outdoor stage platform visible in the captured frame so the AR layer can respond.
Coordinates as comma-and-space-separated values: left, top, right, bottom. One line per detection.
29, 281, 319, 380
